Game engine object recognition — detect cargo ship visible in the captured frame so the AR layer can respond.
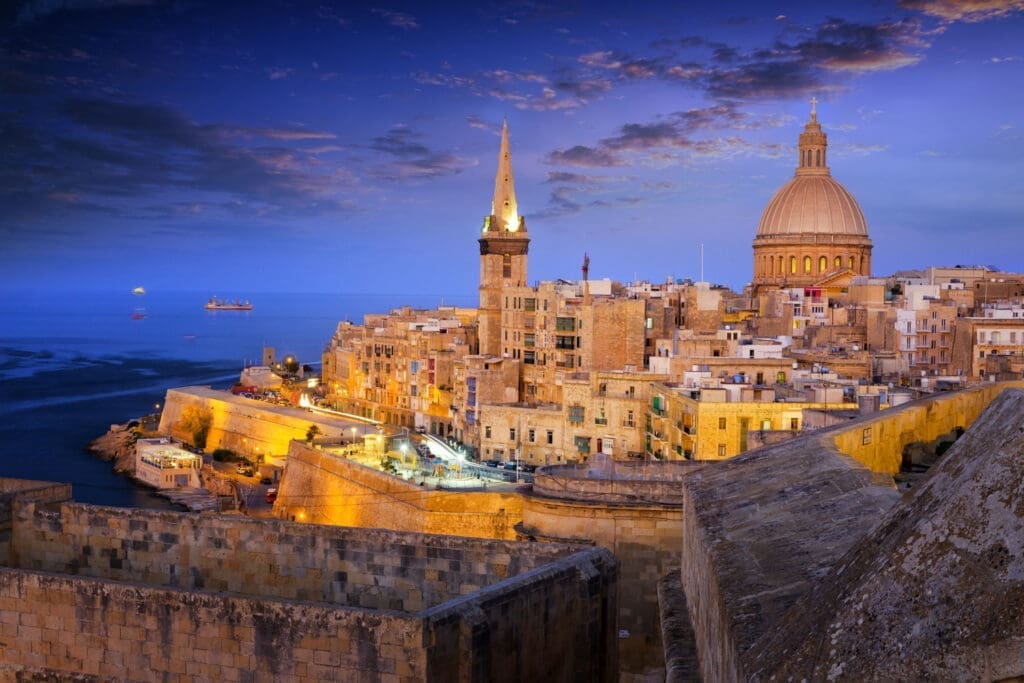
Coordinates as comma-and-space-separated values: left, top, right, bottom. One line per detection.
205, 297, 253, 311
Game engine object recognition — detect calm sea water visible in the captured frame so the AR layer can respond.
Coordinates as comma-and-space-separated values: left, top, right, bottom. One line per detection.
0, 289, 472, 508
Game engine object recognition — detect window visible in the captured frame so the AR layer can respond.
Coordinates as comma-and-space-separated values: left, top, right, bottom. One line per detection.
524, 298, 536, 311
546, 430, 554, 444
819, 256, 827, 273
509, 428, 516, 441
761, 419, 771, 430
626, 410, 635, 427
803, 256, 812, 274
718, 417, 726, 430
835, 256, 842, 269
574, 436, 591, 454
790, 418, 799, 430
717, 444, 727, 457
502, 253, 511, 278
485, 426, 492, 439
790, 256, 797, 274
528, 429, 535, 443
568, 406, 584, 423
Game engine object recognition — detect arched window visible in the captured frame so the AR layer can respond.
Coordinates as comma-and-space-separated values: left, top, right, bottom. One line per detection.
815, 149, 821, 166
819, 256, 827, 273
790, 256, 797, 274
803, 256, 812, 274
835, 256, 842, 269
849, 256, 855, 270
778, 256, 783, 275
502, 253, 512, 278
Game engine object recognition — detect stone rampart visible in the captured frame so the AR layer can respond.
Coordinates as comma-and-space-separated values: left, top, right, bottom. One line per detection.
675, 383, 1024, 681
0, 486, 618, 681
277, 441, 522, 540
10, 501, 569, 611
158, 386, 359, 456
522, 460, 697, 678
833, 380, 1023, 474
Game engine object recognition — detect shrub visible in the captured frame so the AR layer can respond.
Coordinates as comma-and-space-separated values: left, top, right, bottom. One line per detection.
212, 448, 239, 462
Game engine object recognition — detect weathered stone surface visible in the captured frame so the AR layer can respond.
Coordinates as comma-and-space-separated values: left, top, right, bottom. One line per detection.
0, 481, 617, 682
679, 432, 899, 680
750, 388, 1024, 680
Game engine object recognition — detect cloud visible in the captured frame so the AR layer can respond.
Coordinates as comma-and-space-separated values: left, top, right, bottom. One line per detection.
266, 67, 293, 81
371, 8, 419, 30
899, 0, 1024, 23
546, 102, 796, 169
369, 125, 475, 179
466, 116, 500, 134
547, 145, 626, 168
0, 98, 354, 229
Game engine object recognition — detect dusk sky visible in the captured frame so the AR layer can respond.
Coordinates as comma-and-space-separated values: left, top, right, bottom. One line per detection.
2, 0, 1023, 297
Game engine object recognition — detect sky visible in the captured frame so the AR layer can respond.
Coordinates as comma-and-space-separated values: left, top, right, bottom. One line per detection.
2, 0, 1023, 297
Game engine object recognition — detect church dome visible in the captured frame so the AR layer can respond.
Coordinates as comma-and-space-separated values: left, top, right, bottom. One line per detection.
750, 100, 873, 292
756, 174, 868, 238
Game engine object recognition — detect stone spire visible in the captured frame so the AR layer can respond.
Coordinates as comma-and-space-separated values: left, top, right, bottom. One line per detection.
796, 97, 829, 176
487, 118, 524, 233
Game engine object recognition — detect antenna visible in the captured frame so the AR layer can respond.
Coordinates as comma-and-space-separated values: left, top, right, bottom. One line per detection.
700, 243, 705, 283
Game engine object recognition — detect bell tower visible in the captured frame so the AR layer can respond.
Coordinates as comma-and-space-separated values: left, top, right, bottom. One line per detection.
478, 119, 529, 357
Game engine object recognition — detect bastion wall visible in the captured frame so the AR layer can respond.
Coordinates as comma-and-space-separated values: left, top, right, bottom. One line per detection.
673, 381, 1024, 681
0, 483, 618, 682
277, 442, 523, 540
521, 461, 699, 678
158, 386, 351, 456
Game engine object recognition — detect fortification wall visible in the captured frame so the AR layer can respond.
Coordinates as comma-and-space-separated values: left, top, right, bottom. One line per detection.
9, 501, 569, 612
522, 462, 694, 678
675, 382, 1024, 681
277, 442, 522, 540
833, 381, 1022, 474
0, 569, 426, 681
0, 488, 617, 681
158, 387, 353, 456
424, 550, 619, 682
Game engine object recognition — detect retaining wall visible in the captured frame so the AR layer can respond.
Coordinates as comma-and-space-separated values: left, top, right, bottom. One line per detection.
276, 442, 522, 540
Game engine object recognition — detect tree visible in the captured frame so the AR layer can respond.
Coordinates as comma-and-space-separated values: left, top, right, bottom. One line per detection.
177, 405, 212, 449
305, 424, 321, 443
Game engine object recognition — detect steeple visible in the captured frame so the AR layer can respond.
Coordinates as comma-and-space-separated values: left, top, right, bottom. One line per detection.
796, 97, 829, 176
485, 118, 525, 234
478, 118, 530, 358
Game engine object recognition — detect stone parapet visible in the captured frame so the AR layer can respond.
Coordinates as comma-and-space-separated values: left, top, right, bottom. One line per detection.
276, 441, 522, 539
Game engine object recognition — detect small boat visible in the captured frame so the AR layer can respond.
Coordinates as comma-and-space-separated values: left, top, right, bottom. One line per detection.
205, 296, 253, 311
131, 308, 146, 320
132, 286, 146, 295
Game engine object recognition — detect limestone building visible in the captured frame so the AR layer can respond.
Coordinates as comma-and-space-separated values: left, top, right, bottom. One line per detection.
752, 101, 873, 292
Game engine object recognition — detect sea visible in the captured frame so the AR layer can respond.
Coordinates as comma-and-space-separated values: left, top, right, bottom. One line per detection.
0, 289, 472, 509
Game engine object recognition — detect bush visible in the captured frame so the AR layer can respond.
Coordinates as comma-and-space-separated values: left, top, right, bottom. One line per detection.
212, 448, 240, 462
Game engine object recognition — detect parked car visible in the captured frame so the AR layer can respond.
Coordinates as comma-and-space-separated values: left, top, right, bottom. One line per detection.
265, 488, 277, 503
503, 462, 518, 471
485, 459, 501, 468
522, 464, 537, 473
236, 464, 254, 476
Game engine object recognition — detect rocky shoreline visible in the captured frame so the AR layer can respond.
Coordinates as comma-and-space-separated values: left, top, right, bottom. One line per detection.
88, 419, 248, 514
86, 420, 142, 476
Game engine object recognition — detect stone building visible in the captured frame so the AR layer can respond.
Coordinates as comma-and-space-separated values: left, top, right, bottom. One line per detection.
751, 101, 873, 293
322, 306, 477, 434
952, 304, 1024, 379
646, 380, 857, 460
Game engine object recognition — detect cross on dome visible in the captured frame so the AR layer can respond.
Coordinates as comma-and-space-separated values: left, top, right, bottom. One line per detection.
810, 96, 818, 121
